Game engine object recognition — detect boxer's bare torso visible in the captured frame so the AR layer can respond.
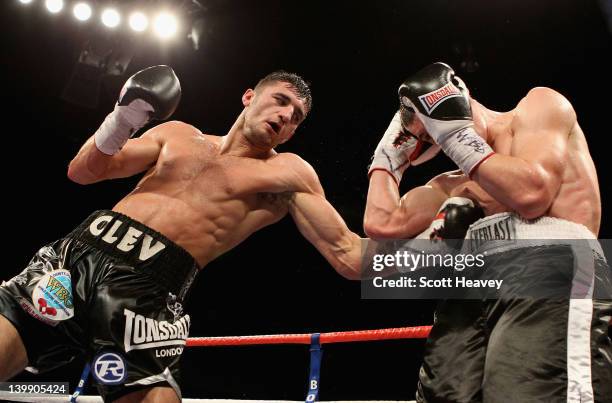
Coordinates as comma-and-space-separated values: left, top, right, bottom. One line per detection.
471, 88, 601, 234
69, 79, 362, 279
0, 76, 364, 389
113, 123, 310, 267
367, 86, 601, 240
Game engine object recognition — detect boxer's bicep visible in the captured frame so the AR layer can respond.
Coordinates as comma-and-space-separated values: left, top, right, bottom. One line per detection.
396, 185, 449, 235
365, 173, 448, 239
472, 90, 572, 218
68, 122, 167, 183
365, 170, 466, 239
103, 133, 163, 179
509, 93, 572, 204
289, 191, 362, 279
511, 128, 566, 195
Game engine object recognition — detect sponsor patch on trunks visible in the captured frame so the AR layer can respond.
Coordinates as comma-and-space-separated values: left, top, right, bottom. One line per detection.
31, 269, 74, 321
92, 352, 127, 385
123, 309, 190, 353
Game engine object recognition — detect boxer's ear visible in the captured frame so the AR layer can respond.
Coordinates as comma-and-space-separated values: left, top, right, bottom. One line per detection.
242, 89, 255, 107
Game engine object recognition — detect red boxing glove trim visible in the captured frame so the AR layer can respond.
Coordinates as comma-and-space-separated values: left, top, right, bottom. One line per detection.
468, 152, 496, 178
368, 168, 400, 187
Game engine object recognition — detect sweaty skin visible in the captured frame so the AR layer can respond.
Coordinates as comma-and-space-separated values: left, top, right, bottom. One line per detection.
365, 168, 507, 239
469, 88, 601, 234
0, 80, 362, 401
112, 127, 311, 266
379, 87, 601, 236
68, 81, 363, 278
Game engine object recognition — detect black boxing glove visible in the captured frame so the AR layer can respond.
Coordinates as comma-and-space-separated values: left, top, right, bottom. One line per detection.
398, 62, 494, 176
428, 197, 485, 240
94, 65, 181, 155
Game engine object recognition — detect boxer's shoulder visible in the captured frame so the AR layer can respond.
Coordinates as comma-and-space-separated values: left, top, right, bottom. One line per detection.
268, 152, 322, 193
524, 86, 565, 99
513, 87, 576, 133
268, 152, 311, 170
517, 88, 575, 120
146, 120, 204, 141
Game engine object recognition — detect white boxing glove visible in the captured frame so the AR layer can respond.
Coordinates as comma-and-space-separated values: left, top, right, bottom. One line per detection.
368, 111, 439, 185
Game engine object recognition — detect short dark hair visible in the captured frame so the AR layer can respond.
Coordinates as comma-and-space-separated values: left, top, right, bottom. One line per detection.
399, 105, 415, 129
255, 71, 312, 113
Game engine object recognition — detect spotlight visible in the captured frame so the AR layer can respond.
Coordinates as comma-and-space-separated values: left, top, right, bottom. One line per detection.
19, 0, 33, 4
101, 8, 120, 28
45, 0, 63, 13
153, 12, 178, 39
129, 12, 148, 32
73, 2, 92, 21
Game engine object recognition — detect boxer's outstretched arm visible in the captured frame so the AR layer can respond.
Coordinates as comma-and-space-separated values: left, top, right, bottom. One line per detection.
290, 191, 363, 279
67, 121, 173, 184
284, 157, 363, 280
471, 88, 571, 219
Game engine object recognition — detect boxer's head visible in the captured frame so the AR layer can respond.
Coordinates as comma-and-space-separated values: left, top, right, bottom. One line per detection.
242, 71, 311, 148
399, 104, 433, 144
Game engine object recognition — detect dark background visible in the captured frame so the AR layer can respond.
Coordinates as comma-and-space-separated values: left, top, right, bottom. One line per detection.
2, 0, 611, 400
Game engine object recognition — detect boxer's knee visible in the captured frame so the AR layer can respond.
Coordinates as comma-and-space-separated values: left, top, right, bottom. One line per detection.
0, 314, 28, 380
113, 385, 180, 403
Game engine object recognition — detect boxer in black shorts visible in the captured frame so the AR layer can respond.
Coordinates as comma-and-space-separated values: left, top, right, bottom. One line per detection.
0, 65, 368, 402
367, 62, 612, 402
0, 211, 197, 401
417, 217, 612, 403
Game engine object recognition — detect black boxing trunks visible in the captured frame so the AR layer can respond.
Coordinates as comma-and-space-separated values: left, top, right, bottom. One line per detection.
416, 213, 612, 403
0, 210, 199, 402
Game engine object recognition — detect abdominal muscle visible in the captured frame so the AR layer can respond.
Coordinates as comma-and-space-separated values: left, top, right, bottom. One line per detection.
113, 192, 218, 267
112, 181, 281, 268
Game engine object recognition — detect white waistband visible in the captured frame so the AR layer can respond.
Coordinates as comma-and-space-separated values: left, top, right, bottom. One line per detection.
467, 212, 596, 239
464, 213, 604, 257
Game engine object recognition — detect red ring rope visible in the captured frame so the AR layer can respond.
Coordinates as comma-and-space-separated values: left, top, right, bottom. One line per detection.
186, 325, 432, 347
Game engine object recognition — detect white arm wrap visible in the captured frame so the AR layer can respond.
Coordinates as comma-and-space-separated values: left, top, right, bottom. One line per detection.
369, 112, 419, 185
438, 126, 495, 176
94, 99, 154, 155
